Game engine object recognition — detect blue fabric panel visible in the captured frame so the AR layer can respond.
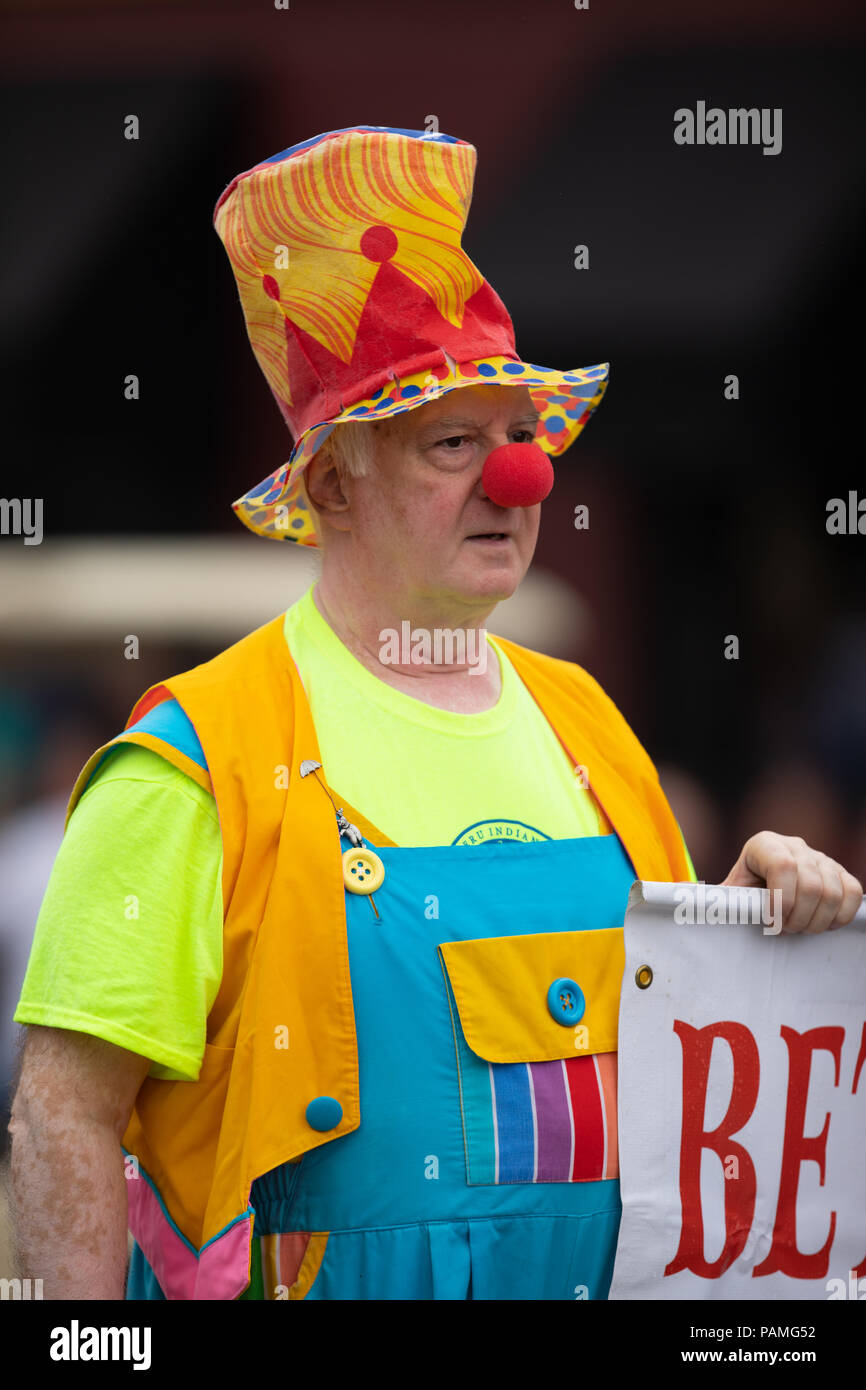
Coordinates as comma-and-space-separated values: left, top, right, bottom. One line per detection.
124, 698, 208, 771
126, 1242, 165, 1300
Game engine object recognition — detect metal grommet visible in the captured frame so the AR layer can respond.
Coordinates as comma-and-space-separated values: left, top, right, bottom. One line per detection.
635, 964, 653, 989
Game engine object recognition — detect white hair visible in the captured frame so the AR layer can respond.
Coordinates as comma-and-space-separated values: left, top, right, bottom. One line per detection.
297, 418, 384, 544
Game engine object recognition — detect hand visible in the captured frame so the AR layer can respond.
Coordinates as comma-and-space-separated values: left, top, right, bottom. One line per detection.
721, 831, 863, 935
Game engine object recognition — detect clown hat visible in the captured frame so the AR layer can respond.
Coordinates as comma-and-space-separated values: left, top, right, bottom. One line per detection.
213, 125, 608, 546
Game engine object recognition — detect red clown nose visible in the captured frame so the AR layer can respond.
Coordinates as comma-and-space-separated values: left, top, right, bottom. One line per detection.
481, 442, 554, 509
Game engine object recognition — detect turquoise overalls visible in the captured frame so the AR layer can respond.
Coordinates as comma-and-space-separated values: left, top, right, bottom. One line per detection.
129, 821, 634, 1300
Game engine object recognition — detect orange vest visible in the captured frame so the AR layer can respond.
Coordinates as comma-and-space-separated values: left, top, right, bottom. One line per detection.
67, 613, 690, 1299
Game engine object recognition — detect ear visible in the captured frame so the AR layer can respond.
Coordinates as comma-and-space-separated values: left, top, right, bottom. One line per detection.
303, 450, 353, 535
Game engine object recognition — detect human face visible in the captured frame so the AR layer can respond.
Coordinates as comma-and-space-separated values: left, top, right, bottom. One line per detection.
343, 384, 543, 616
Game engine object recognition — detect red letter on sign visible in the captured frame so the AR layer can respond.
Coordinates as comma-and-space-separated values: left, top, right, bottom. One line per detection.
665, 1021, 760, 1278
850, 1022, 866, 1279
753, 1025, 843, 1279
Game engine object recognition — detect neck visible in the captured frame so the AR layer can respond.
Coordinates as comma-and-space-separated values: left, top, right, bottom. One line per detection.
311, 570, 502, 713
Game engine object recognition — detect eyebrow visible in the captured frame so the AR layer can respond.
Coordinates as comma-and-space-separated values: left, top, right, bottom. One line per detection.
415, 410, 541, 437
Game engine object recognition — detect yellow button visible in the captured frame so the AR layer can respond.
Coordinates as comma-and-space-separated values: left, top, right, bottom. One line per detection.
342, 846, 385, 895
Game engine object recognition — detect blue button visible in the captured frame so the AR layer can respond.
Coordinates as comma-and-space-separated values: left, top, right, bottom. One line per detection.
547, 977, 585, 1025
305, 1096, 343, 1132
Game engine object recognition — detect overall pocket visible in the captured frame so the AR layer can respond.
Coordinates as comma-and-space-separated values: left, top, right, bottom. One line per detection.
438, 929, 623, 1186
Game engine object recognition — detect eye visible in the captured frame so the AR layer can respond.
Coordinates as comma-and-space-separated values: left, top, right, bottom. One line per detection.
437, 434, 470, 450
431, 425, 537, 455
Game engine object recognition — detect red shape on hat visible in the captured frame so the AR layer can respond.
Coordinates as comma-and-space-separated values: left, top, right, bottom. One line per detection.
481, 442, 554, 508
280, 260, 516, 439
360, 224, 398, 262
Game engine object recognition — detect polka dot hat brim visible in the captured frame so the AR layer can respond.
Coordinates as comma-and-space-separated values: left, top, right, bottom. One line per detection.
232, 354, 609, 545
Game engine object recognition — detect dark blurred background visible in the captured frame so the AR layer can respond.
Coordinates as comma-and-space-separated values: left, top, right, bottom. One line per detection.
1, 0, 865, 1167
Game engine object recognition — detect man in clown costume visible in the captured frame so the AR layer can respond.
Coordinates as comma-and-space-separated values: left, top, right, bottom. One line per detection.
9, 126, 862, 1301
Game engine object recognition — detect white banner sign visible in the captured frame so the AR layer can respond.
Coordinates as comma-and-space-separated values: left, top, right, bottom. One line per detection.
609, 882, 866, 1301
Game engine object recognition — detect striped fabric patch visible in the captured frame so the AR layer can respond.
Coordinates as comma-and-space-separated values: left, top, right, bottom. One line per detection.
446, 976, 618, 1185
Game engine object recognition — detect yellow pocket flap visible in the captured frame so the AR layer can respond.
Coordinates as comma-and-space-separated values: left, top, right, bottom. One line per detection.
438, 929, 623, 1062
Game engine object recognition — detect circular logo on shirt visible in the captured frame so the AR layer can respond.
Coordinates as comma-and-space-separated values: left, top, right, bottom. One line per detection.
452, 819, 549, 847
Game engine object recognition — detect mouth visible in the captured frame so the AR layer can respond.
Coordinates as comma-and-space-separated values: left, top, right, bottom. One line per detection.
466, 532, 511, 543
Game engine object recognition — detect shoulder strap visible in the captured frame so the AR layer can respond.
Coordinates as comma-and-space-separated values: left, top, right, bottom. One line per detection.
491, 632, 690, 883
65, 695, 213, 832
